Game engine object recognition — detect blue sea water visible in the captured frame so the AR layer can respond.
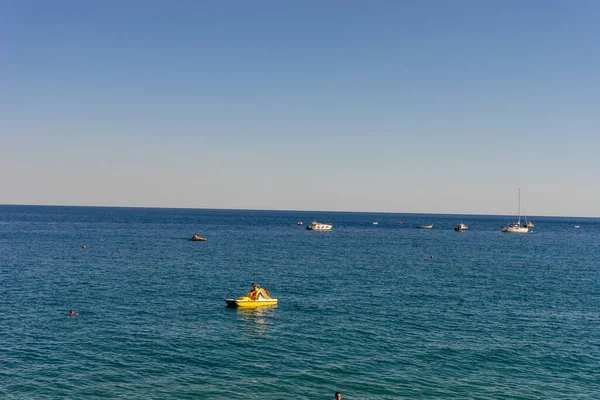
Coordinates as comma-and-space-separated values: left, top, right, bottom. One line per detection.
1, 205, 599, 399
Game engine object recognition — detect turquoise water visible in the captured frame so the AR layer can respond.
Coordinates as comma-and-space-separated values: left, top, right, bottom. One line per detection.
1, 205, 599, 399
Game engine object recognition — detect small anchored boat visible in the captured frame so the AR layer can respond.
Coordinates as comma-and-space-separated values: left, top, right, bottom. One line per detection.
417, 224, 433, 229
297, 221, 303, 226
454, 223, 468, 231
190, 235, 207, 241
306, 221, 332, 230
502, 189, 530, 233
502, 222, 528, 233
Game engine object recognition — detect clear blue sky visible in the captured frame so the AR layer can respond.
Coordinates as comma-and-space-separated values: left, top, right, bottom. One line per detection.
1, 1, 598, 216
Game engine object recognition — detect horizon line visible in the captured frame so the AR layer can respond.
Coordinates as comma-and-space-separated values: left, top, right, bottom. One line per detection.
0, 203, 598, 219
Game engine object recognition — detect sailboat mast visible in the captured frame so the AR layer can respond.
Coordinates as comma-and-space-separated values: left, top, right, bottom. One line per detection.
518, 189, 521, 224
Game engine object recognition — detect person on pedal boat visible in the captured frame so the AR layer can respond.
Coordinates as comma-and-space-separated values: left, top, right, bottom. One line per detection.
247, 283, 271, 300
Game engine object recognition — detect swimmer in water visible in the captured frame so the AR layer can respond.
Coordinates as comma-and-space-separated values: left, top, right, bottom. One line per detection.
69, 310, 80, 317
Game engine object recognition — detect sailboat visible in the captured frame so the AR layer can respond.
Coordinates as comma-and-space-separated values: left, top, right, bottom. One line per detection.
502, 189, 529, 233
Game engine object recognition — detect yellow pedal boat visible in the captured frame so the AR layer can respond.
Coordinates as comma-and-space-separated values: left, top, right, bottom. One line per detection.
226, 296, 278, 308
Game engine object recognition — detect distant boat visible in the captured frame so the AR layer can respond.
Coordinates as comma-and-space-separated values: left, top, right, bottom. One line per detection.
502, 189, 529, 233
573, 225, 580, 229
190, 235, 207, 241
417, 224, 433, 229
454, 223, 468, 231
297, 221, 303, 226
373, 222, 378, 225
397, 221, 404, 225
306, 221, 332, 231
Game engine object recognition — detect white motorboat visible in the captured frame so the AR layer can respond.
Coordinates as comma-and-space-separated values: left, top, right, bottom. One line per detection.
502, 189, 529, 233
417, 224, 433, 229
454, 223, 468, 231
306, 221, 333, 230
373, 222, 378, 225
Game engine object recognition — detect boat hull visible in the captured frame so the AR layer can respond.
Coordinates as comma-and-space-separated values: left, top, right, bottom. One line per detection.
225, 299, 278, 308
502, 227, 529, 233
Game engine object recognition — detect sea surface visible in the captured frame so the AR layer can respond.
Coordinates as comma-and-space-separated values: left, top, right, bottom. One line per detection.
1, 205, 599, 399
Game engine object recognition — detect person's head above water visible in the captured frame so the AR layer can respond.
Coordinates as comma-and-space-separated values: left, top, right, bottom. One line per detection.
335, 392, 342, 400
69, 310, 75, 316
